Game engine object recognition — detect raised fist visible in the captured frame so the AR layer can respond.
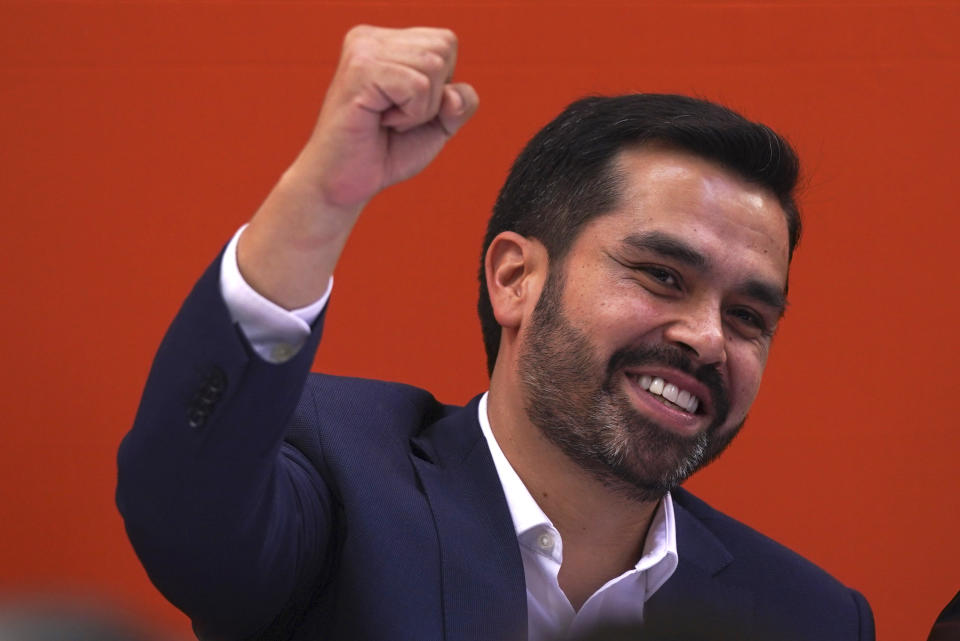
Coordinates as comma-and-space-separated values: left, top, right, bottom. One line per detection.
295, 25, 479, 211
239, 26, 478, 309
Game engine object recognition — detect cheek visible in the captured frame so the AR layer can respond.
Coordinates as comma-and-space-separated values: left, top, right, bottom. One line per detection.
584, 296, 667, 350
563, 280, 644, 333
726, 347, 769, 413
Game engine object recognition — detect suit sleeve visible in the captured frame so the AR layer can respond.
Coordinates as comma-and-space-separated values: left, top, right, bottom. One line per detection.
116, 251, 333, 640
852, 588, 876, 641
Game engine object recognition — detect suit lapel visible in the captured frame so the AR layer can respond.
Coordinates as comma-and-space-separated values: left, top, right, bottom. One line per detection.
642, 493, 755, 640
410, 395, 528, 641
408, 399, 757, 641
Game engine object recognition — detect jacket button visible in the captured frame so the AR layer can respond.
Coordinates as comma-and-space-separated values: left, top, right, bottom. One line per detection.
207, 367, 227, 392
188, 367, 226, 428
187, 407, 208, 429
198, 387, 221, 406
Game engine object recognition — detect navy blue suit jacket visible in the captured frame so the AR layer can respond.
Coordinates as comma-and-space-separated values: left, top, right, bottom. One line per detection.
117, 257, 875, 641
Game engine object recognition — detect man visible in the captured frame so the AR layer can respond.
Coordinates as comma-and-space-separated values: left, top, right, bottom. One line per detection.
117, 26, 874, 641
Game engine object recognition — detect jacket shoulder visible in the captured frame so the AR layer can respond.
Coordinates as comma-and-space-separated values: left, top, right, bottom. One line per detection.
674, 487, 843, 584
671, 487, 874, 640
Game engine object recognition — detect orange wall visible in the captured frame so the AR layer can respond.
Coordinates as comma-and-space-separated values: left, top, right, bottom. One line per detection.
1, 1, 957, 639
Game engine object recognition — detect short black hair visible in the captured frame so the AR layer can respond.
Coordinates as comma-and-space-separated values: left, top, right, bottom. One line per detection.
478, 93, 801, 375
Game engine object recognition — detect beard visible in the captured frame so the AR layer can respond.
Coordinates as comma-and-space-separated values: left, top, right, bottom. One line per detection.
517, 268, 744, 503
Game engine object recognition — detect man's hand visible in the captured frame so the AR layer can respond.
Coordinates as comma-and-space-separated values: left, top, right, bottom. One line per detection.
302, 26, 477, 209
238, 26, 478, 309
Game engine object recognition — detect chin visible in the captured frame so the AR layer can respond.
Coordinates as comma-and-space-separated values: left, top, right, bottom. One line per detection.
591, 411, 746, 503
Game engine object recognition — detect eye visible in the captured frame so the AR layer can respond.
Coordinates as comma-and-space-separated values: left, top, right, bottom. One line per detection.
726, 307, 773, 338
638, 265, 681, 290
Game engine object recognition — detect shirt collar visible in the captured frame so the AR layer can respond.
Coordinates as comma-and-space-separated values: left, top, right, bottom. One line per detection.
478, 392, 551, 536
477, 392, 679, 585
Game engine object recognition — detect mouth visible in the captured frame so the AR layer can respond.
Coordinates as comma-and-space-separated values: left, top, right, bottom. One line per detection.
627, 373, 701, 415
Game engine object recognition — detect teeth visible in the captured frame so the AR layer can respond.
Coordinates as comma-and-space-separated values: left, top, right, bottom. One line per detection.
632, 375, 700, 414
662, 383, 679, 403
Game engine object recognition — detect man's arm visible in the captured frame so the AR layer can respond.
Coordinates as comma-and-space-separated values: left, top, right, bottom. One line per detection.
238, 25, 477, 309
116, 26, 477, 639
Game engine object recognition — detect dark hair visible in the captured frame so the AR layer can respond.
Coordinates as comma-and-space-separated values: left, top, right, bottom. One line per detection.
477, 93, 802, 375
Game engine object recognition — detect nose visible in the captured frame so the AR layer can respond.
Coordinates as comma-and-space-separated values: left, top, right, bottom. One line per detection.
662, 300, 727, 366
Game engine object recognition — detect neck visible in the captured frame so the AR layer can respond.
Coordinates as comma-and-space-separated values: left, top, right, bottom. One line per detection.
487, 375, 660, 609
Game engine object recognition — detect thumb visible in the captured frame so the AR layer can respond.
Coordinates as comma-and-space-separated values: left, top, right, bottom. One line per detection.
437, 83, 479, 136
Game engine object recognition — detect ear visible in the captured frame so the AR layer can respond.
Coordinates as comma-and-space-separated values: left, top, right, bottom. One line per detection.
485, 231, 548, 331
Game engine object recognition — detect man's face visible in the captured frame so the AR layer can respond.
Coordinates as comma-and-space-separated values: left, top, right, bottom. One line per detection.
517, 147, 790, 502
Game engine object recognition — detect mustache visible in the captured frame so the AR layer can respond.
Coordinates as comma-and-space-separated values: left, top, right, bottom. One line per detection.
605, 345, 730, 426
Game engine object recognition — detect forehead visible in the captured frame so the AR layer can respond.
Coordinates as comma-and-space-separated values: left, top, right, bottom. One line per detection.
581, 147, 791, 284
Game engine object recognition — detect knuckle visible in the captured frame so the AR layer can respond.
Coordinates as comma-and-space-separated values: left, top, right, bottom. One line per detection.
437, 28, 457, 47
342, 52, 373, 75
419, 51, 446, 75
346, 24, 377, 39
408, 72, 431, 95
343, 24, 369, 46
343, 25, 386, 55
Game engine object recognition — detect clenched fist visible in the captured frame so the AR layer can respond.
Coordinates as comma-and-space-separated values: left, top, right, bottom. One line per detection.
302, 25, 478, 208
239, 26, 478, 309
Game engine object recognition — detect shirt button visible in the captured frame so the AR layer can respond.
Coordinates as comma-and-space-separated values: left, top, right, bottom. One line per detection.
537, 532, 554, 551
271, 343, 295, 361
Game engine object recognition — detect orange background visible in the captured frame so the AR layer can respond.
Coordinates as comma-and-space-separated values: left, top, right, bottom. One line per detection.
1, 1, 957, 639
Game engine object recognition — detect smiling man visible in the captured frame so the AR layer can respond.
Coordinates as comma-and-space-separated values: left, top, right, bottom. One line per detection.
117, 26, 874, 641
501, 147, 789, 506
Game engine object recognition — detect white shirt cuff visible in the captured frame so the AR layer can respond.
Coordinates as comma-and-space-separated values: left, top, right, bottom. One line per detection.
219, 224, 332, 363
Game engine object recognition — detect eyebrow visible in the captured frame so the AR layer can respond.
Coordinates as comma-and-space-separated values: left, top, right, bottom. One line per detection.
738, 280, 788, 317
621, 231, 706, 268
620, 231, 789, 315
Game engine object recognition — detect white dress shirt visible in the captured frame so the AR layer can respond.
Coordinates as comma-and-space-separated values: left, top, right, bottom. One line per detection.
476, 393, 678, 641
220, 226, 679, 640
